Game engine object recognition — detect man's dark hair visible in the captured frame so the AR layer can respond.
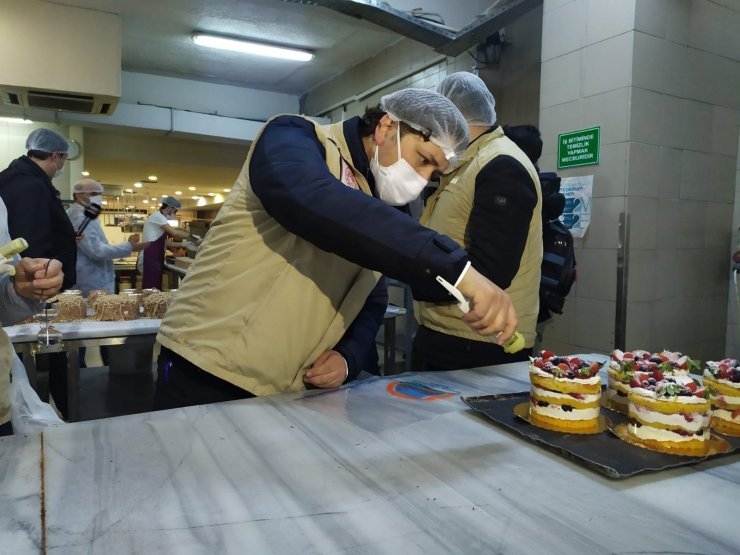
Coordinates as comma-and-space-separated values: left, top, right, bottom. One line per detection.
502, 124, 543, 166
360, 105, 429, 141
27, 149, 53, 160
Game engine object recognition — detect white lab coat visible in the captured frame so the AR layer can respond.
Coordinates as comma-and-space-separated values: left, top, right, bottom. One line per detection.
66, 203, 133, 295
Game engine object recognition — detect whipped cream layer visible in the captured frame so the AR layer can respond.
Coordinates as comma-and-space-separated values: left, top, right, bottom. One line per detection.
629, 423, 708, 443
531, 385, 600, 404
629, 403, 710, 432
530, 402, 600, 420
711, 408, 740, 423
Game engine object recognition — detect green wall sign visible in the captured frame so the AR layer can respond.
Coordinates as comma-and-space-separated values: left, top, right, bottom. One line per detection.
557, 126, 600, 169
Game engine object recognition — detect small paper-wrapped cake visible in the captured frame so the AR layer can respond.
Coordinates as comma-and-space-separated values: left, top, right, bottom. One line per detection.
52, 291, 86, 322
92, 294, 139, 321
528, 351, 602, 432
142, 291, 173, 319
702, 359, 740, 436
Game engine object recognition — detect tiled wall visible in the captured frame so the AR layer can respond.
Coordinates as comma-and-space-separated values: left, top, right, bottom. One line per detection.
539, 0, 740, 362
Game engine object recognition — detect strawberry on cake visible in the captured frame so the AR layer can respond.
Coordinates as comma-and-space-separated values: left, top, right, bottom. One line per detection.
606, 350, 696, 413
702, 359, 740, 436
528, 351, 602, 433
627, 375, 711, 455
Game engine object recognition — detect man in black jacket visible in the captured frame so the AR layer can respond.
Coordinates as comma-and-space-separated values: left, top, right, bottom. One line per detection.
0, 128, 77, 290
0, 128, 77, 420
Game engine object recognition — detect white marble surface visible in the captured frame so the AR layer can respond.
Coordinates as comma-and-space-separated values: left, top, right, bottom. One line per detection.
4, 318, 160, 343
1, 359, 738, 554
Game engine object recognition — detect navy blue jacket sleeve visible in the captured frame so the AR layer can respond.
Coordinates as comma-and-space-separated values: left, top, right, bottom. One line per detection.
248, 116, 468, 302
334, 276, 388, 380
467, 155, 538, 288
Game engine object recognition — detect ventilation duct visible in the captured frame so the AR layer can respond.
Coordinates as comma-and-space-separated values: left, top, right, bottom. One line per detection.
0, 0, 121, 115
289, 0, 541, 56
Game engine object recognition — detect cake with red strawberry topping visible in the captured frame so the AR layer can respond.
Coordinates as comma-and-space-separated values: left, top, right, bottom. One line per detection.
702, 359, 740, 436
606, 350, 696, 413
627, 375, 711, 455
528, 351, 602, 432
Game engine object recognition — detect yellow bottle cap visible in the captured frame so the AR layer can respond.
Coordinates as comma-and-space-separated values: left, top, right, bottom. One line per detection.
0, 237, 28, 259
502, 331, 526, 354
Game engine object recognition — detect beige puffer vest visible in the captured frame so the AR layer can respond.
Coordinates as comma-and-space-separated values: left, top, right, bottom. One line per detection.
158, 117, 380, 396
415, 127, 542, 346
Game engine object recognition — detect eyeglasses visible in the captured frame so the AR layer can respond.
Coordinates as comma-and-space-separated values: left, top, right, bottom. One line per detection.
56, 152, 68, 160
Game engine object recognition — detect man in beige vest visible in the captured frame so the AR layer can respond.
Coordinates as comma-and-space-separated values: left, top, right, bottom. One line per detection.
413, 72, 543, 371
155, 88, 519, 410
0, 196, 64, 436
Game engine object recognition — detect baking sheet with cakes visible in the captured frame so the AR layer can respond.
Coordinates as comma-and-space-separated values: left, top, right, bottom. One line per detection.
463, 350, 739, 479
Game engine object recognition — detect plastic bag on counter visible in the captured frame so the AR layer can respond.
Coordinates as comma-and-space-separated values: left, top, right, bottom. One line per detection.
10, 352, 64, 433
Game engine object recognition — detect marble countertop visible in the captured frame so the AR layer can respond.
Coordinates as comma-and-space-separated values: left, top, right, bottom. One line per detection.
1, 358, 738, 554
4, 318, 161, 344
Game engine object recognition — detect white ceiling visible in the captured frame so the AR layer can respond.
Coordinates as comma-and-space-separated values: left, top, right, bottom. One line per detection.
46, 0, 509, 208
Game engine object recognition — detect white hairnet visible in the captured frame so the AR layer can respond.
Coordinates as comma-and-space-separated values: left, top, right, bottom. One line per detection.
25, 128, 70, 154
73, 179, 104, 194
437, 72, 497, 127
380, 88, 469, 160
162, 196, 182, 209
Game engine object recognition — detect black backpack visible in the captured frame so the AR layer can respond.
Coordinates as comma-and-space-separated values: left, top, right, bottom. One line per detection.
538, 172, 577, 323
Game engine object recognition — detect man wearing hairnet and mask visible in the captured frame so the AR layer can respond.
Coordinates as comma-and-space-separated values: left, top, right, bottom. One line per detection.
413, 72, 543, 371
154, 87, 518, 409
0, 128, 77, 290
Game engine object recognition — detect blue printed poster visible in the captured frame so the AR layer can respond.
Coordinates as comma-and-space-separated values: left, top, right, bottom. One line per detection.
559, 176, 592, 238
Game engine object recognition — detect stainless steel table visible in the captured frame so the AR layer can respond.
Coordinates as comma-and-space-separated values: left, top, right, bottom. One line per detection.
6, 320, 160, 422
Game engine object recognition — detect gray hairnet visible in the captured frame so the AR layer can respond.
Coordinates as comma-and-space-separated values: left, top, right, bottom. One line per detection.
73, 179, 104, 194
437, 72, 497, 127
380, 88, 469, 160
162, 196, 182, 209
25, 128, 70, 154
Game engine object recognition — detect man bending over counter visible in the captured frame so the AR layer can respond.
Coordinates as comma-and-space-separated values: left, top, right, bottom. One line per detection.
154, 87, 518, 410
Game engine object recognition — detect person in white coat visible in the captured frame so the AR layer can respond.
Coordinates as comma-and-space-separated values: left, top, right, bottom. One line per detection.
66, 179, 149, 368
66, 179, 149, 295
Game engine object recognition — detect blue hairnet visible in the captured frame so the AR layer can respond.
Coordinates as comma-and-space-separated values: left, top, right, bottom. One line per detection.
380, 88, 469, 160
25, 128, 70, 153
437, 72, 497, 127
162, 196, 182, 209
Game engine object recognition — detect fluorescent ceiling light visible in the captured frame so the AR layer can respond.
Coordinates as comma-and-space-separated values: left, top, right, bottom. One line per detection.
193, 33, 314, 62
0, 117, 33, 124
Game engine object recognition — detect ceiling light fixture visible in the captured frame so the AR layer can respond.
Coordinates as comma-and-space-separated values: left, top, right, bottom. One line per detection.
0, 117, 33, 124
192, 33, 314, 62
81, 171, 90, 176
148, 175, 158, 181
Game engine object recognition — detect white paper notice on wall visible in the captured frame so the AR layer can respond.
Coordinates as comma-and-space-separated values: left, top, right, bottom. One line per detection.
559, 175, 593, 238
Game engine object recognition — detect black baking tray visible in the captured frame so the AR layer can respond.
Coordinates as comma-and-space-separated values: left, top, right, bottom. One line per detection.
462, 392, 740, 479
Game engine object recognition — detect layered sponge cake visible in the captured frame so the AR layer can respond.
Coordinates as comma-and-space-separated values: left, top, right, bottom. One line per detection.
627, 375, 711, 455
529, 351, 602, 432
702, 359, 740, 436
606, 350, 695, 413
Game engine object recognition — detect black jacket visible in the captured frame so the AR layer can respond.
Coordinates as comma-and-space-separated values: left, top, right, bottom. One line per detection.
0, 156, 77, 289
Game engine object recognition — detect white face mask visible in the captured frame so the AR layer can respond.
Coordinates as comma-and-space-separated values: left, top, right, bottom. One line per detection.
370, 125, 428, 206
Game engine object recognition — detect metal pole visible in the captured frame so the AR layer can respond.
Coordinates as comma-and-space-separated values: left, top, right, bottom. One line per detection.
615, 212, 629, 350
